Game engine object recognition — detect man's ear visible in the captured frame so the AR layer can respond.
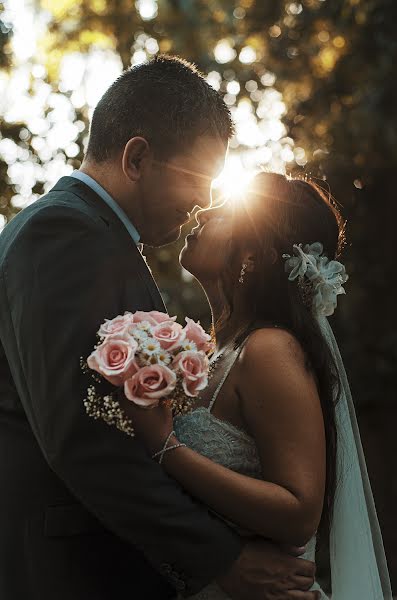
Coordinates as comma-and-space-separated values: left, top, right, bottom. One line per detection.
122, 137, 151, 182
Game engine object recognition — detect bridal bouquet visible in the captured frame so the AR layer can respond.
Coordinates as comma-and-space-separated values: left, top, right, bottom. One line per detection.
82, 310, 214, 437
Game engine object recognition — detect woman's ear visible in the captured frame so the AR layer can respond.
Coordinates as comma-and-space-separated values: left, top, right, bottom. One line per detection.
122, 137, 151, 182
241, 251, 256, 273
241, 247, 277, 272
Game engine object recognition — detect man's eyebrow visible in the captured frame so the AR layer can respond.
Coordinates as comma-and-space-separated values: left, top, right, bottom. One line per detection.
154, 160, 214, 182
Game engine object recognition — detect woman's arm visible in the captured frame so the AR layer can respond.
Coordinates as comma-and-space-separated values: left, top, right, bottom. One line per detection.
124, 328, 326, 547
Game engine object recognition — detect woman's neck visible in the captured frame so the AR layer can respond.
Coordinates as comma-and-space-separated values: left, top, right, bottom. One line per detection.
202, 280, 252, 354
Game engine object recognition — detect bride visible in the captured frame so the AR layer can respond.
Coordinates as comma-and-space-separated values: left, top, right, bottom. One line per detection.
121, 172, 393, 599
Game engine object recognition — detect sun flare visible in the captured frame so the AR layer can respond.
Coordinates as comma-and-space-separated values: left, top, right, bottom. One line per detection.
212, 154, 256, 204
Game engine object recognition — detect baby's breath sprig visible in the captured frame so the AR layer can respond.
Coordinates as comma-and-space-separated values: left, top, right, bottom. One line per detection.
83, 384, 135, 437
80, 357, 102, 384
80, 356, 90, 375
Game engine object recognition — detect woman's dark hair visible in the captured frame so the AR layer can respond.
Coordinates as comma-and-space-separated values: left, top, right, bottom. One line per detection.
216, 172, 346, 547
86, 54, 234, 162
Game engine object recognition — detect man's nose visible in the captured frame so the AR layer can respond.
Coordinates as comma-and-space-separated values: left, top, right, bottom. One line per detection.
193, 187, 212, 211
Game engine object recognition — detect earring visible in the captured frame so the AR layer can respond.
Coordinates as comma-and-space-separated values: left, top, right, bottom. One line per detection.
239, 263, 248, 284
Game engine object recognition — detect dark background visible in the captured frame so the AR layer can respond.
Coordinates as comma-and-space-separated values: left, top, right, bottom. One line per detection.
1, 0, 396, 588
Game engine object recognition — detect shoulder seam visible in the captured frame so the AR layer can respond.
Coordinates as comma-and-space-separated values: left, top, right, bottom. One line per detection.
28, 200, 101, 224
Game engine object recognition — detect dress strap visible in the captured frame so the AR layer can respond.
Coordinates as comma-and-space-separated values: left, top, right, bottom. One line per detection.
208, 342, 246, 413
207, 322, 286, 414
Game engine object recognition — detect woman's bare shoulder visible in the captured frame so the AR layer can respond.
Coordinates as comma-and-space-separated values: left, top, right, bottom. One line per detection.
238, 326, 307, 374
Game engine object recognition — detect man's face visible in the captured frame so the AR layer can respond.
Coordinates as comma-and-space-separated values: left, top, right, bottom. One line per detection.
135, 135, 227, 246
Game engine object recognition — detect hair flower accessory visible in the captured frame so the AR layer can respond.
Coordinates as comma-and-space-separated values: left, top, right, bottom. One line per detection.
282, 242, 348, 317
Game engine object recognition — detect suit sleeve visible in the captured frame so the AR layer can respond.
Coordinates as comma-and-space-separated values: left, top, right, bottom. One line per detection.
1, 205, 242, 596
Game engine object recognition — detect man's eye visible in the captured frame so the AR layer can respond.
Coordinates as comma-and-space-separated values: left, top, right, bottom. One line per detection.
186, 170, 211, 185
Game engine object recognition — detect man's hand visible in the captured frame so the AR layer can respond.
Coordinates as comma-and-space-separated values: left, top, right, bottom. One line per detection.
217, 539, 320, 600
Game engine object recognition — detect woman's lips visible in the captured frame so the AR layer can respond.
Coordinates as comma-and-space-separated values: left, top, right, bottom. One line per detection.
186, 225, 201, 241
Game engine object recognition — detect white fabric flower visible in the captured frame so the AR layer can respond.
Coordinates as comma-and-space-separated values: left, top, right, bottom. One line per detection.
283, 242, 348, 316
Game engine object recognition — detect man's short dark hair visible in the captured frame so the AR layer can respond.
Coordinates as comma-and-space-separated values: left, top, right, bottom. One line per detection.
86, 55, 234, 162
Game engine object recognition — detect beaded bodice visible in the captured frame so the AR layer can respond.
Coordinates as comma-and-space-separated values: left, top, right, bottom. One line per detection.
174, 406, 262, 480
174, 345, 263, 477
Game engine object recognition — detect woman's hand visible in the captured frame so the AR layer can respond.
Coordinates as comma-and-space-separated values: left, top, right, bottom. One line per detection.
118, 394, 175, 454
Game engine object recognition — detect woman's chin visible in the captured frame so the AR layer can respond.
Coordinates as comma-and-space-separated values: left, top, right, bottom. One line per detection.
180, 239, 221, 282
180, 241, 203, 275
179, 245, 194, 273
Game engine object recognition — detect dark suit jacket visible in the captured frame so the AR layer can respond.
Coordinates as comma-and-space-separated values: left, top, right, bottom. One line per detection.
0, 176, 241, 600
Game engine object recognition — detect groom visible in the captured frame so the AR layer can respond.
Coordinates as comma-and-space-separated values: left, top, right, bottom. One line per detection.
0, 55, 319, 599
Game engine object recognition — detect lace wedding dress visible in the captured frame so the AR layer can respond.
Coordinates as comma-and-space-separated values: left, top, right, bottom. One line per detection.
173, 348, 328, 600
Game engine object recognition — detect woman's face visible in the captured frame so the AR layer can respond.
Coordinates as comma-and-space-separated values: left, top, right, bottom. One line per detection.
179, 202, 234, 281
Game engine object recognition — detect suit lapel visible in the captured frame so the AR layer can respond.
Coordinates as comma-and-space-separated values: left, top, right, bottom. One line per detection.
120, 236, 166, 313
135, 247, 166, 313
49, 176, 166, 313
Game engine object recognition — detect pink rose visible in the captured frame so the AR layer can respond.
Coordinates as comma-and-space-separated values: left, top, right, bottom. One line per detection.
173, 350, 209, 397
98, 314, 133, 338
152, 320, 185, 351
124, 365, 177, 408
132, 310, 176, 327
147, 311, 177, 324
87, 338, 139, 386
184, 317, 214, 353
